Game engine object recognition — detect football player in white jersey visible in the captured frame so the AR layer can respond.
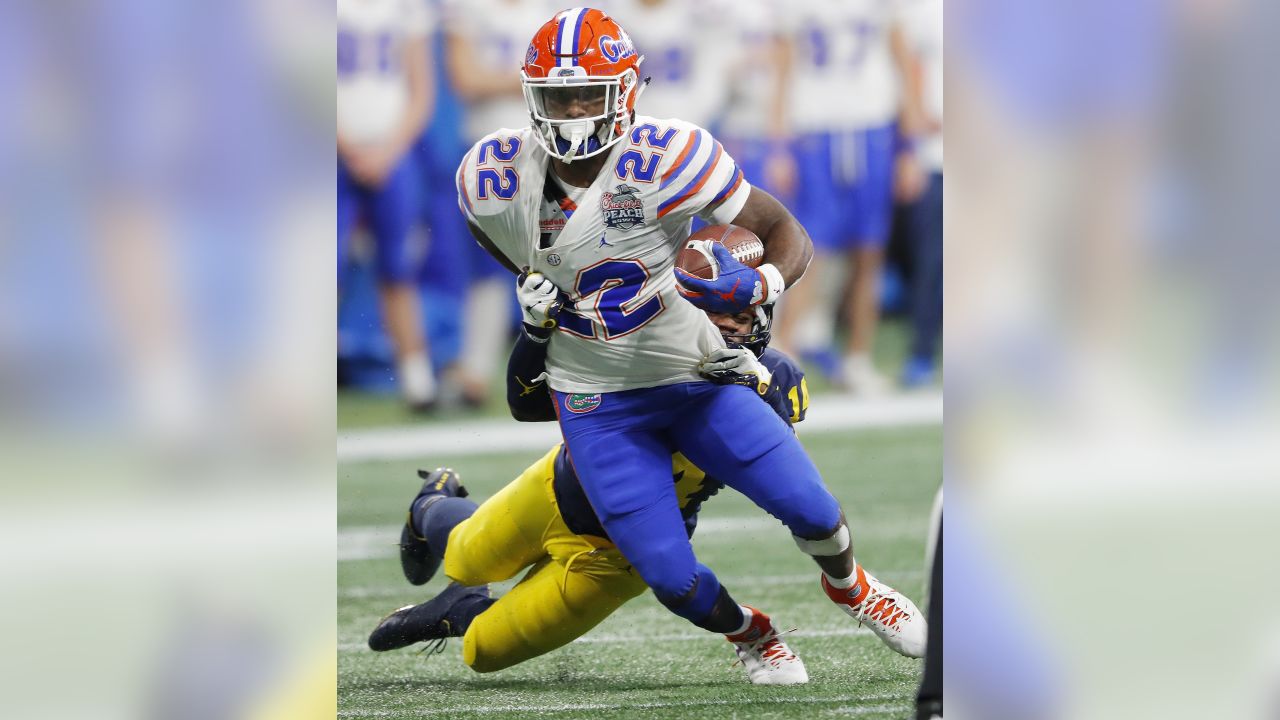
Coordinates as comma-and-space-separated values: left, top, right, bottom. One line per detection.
770, 0, 925, 394
455, 7, 927, 681
337, 0, 436, 409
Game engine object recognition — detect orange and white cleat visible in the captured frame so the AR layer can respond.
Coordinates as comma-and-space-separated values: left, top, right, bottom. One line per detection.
725, 606, 809, 685
823, 567, 928, 658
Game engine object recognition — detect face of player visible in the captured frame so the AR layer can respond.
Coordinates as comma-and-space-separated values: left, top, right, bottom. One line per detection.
540, 85, 608, 120
706, 310, 753, 338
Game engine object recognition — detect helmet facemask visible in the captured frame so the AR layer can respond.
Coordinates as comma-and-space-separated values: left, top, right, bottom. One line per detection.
522, 67, 640, 164
721, 305, 773, 358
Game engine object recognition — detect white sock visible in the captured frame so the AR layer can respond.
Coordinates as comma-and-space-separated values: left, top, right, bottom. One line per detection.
727, 605, 754, 636
398, 351, 435, 404
824, 563, 861, 589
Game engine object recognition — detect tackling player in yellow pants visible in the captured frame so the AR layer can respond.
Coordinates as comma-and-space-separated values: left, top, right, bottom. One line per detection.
447, 445, 696, 672
369, 307, 823, 684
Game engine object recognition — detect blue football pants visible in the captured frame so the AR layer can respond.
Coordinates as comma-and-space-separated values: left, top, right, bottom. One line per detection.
554, 381, 842, 624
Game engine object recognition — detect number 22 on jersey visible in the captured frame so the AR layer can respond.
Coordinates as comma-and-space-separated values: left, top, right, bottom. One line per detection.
558, 259, 665, 340
476, 137, 522, 200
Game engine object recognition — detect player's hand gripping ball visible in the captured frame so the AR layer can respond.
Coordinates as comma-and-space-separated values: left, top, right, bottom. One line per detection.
673, 225, 767, 314
698, 347, 774, 395
516, 268, 565, 340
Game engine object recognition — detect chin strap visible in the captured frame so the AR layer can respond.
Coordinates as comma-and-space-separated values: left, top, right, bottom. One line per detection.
558, 119, 594, 164
555, 119, 604, 163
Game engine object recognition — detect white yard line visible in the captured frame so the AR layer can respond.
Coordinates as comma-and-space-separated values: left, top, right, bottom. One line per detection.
338, 391, 941, 462
338, 516, 930, 562
339, 697, 909, 717
339, 567, 923, 598
340, 621, 906, 652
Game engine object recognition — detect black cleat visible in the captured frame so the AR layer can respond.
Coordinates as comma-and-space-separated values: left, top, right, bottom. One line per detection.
400, 468, 469, 586
368, 583, 490, 652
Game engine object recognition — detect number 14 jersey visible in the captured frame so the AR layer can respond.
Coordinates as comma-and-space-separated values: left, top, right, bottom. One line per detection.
457, 116, 751, 393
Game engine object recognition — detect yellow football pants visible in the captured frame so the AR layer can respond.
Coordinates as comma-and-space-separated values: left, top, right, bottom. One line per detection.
443, 445, 648, 673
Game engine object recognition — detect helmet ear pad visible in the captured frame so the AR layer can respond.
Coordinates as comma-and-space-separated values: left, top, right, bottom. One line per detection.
612, 68, 641, 138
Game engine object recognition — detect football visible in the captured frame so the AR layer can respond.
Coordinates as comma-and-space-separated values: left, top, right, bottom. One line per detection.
675, 224, 765, 280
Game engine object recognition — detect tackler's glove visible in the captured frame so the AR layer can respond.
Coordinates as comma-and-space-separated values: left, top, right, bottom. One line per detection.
674, 241, 784, 314
698, 346, 773, 395
517, 269, 565, 341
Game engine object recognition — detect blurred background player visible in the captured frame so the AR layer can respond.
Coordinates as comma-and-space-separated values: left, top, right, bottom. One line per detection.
597, 0, 733, 129
436, 0, 553, 406
771, 0, 925, 395
717, 1, 793, 212
337, 0, 435, 410
896, 0, 942, 388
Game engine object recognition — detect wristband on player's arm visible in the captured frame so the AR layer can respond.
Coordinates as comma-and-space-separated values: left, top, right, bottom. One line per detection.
758, 263, 785, 305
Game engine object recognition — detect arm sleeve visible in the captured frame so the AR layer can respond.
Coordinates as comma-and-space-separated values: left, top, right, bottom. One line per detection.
762, 381, 790, 426
506, 331, 557, 422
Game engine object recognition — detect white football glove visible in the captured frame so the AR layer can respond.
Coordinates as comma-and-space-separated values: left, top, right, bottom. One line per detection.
517, 270, 564, 339
698, 347, 773, 395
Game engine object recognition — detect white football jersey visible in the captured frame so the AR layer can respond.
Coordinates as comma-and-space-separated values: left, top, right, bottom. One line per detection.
337, 0, 431, 144
457, 117, 752, 393
782, 0, 902, 133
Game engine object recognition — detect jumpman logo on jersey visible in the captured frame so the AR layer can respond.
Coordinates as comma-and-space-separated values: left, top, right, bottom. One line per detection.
515, 376, 543, 397
597, 235, 614, 249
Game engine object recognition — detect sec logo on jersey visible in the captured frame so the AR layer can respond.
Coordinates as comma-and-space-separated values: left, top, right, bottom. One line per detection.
601, 185, 646, 230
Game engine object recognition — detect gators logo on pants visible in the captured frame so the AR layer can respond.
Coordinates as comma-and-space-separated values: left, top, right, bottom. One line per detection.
564, 393, 602, 414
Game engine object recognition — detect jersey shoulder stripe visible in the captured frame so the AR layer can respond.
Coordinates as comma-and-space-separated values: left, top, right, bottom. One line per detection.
657, 140, 724, 218
658, 130, 704, 191
709, 163, 745, 208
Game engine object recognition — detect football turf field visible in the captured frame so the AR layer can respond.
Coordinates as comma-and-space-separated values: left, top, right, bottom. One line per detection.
339, 422, 941, 719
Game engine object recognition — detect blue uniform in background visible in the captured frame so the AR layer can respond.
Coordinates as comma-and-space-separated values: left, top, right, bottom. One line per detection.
414, 12, 469, 369
336, 156, 423, 289
792, 124, 897, 250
